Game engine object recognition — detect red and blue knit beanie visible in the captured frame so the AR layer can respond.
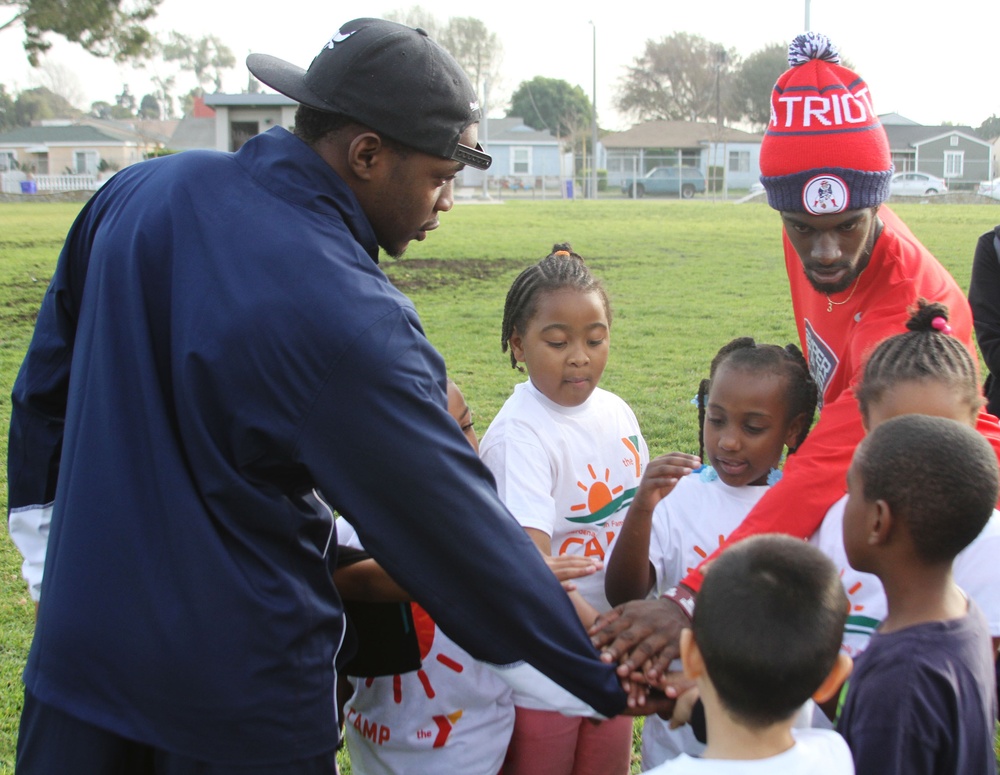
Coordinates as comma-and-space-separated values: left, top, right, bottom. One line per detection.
759, 33, 892, 214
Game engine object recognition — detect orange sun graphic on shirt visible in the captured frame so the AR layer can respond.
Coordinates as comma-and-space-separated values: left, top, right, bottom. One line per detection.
570, 464, 623, 514
359, 605, 466, 747
361, 605, 465, 705
839, 569, 866, 612
685, 534, 728, 575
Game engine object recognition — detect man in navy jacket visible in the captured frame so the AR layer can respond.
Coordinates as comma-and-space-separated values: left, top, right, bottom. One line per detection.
9, 18, 630, 772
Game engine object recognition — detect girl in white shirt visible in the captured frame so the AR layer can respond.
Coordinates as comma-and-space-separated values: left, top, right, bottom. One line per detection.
604, 337, 819, 768
481, 244, 648, 775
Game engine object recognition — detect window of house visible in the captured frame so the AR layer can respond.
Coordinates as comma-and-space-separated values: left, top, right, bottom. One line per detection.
950, 135, 959, 146
511, 147, 531, 175
944, 151, 964, 178
0, 151, 16, 171
74, 150, 99, 175
728, 150, 750, 173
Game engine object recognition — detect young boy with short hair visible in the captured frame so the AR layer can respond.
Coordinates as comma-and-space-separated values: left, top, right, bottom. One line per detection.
837, 414, 999, 775
646, 534, 854, 773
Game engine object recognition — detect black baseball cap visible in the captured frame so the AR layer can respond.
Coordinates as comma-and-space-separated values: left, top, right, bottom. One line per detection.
247, 18, 492, 171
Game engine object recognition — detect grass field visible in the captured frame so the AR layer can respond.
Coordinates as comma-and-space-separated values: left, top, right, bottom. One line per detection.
1, 198, 999, 772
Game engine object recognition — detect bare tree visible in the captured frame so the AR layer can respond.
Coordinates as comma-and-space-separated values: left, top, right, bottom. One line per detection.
615, 33, 739, 124
161, 32, 236, 95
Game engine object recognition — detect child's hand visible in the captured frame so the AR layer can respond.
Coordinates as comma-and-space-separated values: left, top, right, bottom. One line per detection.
632, 453, 700, 513
667, 685, 700, 728
543, 554, 603, 590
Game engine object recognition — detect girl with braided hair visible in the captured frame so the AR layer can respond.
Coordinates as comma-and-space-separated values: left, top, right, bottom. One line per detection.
604, 336, 818, 768
480, 244, 646, 775
810, 298, 1000, 705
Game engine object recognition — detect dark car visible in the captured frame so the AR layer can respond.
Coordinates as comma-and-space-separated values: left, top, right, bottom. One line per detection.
622, 167, 707, 198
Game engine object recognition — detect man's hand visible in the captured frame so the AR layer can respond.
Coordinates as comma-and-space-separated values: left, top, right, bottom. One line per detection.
588, 596, 691, 685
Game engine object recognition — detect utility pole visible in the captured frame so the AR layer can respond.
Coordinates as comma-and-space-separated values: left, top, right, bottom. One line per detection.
590, 20, 598, 200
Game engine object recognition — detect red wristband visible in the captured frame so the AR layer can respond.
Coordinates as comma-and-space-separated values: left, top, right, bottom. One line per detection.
662, 585, 696, 622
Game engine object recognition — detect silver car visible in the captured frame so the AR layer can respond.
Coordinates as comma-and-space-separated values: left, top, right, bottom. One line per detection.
890, 171, 948, 196
977, 178, 1000, 200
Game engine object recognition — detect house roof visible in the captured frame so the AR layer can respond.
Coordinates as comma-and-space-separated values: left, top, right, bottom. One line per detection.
168, 116, 216, 150
602, 120, 762, 149
878, 112, 921, 126
483, 117, 559, 145
204, 93, 296, 108
883, 124, 980, 150
0, 124, 141, 145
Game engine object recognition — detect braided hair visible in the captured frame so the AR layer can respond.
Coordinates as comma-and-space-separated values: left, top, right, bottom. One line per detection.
855, 299, 982, 422
697, 338, 819, 460
500, 243, 612, 371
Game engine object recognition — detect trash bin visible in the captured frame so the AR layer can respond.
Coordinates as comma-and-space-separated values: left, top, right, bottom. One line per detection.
564, 179, 574, 199
20, 180, 37, 194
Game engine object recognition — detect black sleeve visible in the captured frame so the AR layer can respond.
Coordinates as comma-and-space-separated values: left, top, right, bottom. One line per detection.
969, 226, 1000, 379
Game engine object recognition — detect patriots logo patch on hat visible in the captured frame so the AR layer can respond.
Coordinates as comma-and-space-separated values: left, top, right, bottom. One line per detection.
803, 174, 848, 215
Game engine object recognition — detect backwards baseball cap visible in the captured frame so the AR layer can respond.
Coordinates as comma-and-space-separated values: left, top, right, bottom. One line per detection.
246, 18, 492, 170
759, 32, 892, 215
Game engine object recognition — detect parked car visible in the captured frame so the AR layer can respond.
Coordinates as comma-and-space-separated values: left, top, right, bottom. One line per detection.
977, 178, 1000, 200
890, 171, 948, 196
622, 167, 706, 198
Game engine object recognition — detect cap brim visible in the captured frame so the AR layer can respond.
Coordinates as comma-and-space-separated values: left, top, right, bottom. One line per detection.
454, 143, 491, 171
245, 53, 333, 112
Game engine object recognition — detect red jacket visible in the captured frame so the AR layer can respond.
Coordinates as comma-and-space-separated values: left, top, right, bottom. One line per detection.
682, 206, 1000, 592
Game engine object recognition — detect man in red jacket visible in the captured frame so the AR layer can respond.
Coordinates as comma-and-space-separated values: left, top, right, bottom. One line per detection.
592, 32, 1000, 693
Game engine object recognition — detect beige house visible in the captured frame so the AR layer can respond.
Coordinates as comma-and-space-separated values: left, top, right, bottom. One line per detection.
0, 121, 171, 177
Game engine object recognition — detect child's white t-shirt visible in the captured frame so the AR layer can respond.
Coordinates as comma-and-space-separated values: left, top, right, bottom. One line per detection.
641, 472, 772, 767
479, 379, 648, 613
337, 519, 515, 775
810, 499, 1000, 656
643, 728, 853, 774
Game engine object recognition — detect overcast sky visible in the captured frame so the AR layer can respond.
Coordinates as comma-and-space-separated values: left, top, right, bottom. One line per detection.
2, 0, 997, 132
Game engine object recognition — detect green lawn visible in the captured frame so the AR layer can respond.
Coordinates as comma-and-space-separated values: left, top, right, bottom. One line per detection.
1, 198, 999, 772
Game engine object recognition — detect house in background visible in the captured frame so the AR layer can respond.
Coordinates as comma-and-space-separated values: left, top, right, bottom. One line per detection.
195, 96, 567, 191
201, 93, 297, 151
167, 96, 218, 151
880, 115, 993, 190
463, 117, 566, 189
601, 120, 763, 190
0, 120, 169, 177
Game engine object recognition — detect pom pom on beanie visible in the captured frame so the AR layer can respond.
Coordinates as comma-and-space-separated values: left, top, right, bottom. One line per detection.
759, 33, 892, 214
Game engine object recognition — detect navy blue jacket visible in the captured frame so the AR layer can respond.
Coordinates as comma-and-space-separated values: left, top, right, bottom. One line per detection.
8, 127, 625, 763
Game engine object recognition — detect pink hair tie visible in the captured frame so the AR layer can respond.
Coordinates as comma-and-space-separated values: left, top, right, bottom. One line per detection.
931, 316, 952, 335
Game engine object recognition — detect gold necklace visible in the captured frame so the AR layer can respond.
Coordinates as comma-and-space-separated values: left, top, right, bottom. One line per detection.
826, 274, 861, 312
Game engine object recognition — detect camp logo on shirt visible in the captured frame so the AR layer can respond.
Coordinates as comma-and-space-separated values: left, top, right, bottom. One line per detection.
345, 605, 468, 749
803, 318, 838, 409
565, 436, 642, 526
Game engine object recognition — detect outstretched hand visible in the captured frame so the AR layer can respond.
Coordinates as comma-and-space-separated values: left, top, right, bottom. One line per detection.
588, 596, 692, 686
631, 452, 700, 515
542, 554, 602, 591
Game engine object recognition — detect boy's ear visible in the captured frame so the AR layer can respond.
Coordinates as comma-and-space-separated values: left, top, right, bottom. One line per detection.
813, 652, 853, 704
679, 628, 705, 680
509, 328, 526, 364
869, 499, 893, 545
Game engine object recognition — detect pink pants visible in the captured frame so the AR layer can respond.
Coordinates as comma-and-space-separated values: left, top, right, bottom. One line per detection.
499, 707, 633, 775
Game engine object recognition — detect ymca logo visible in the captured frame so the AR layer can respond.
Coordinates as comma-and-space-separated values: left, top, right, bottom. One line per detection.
803, 319, 837, 409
